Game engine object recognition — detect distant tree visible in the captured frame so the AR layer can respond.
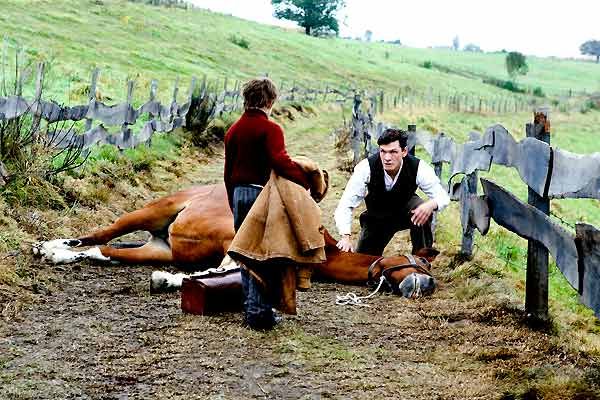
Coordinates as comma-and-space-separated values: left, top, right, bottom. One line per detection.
364, 29, 373, 42
463, 43, 482, 52
389, 39, 402, 45
580, 40, 600, 63
505, 51, 528, 81
452, 35, 460, 51
271, 0, 346, 36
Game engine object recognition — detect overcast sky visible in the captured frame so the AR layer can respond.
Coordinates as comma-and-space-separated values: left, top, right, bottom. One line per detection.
190, 0, 599, 59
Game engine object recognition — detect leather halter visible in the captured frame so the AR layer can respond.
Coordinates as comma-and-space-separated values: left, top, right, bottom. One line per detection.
367, 254, 432, 294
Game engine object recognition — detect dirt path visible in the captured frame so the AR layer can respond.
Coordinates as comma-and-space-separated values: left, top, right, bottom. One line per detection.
1, 260, 594, 399
1, 112, 598, 399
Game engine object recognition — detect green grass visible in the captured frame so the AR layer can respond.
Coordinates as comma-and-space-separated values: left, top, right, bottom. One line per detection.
1, 0, 598, 105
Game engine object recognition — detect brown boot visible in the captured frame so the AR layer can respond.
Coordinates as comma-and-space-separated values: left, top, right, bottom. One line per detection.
296, 265, 313, 291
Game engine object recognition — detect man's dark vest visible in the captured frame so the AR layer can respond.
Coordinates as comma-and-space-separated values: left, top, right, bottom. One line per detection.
364, 152, 420, 221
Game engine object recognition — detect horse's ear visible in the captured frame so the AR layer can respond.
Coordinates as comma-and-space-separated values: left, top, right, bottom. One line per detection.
415, 247, 440, 262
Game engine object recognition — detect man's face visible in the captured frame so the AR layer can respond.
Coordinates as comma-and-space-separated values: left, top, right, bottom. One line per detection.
379, 141, 408, 175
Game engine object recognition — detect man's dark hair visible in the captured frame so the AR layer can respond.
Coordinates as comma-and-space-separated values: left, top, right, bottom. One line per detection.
242, 77, 278, 110
377, 128, 408, 149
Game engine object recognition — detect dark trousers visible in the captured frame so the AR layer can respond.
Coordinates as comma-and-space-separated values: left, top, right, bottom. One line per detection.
232, 185, 278, 330
356, 195, 433, 256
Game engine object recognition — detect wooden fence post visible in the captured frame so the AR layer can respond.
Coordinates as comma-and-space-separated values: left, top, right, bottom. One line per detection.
525, 107, 551, 325
407, 124, 416, 156
1, 38, 7, 96
0, 160, 8, 187
15, 46, 25, 97
431, 132, 445, 240
460, 171, 478, 258
84, 68, 99, 132
121, 80, 134, 148
171, 77, 180, 119
32, 62, 45, 136
351, 93, 362, 165
148, 79, 158, 118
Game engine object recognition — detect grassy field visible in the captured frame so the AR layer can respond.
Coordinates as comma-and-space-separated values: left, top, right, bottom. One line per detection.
1, 0, 599, 104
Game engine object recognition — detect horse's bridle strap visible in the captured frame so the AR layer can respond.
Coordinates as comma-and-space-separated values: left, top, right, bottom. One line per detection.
367, 255, 432, 287
367, 256, 385, 284
381, 262, 432, 280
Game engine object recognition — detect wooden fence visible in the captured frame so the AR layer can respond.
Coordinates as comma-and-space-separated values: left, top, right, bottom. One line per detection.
0, 63, 196, 150
350, 98, 600, 322
213, 79, 537, 117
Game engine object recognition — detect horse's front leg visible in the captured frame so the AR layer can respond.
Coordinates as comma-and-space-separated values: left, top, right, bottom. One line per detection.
150, 254, 238, 293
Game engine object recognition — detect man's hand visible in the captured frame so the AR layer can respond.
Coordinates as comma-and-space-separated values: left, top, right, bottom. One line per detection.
410, 200, 437, 226
336, 234, 354, 252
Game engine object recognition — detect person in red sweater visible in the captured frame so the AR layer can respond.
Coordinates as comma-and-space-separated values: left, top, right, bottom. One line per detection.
224, 77, 309, 330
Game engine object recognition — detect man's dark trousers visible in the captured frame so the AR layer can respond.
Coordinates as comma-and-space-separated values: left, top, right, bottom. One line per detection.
232, 185, 278, 330
356, 194, 433, 256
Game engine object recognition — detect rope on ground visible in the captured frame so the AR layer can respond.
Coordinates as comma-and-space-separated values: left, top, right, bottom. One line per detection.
335, 276, 386, 307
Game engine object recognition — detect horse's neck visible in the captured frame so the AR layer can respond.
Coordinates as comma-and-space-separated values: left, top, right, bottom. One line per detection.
323, 228, 380, 264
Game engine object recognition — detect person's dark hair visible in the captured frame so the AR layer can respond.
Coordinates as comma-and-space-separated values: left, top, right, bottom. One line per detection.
377, 128, 408, 149
242, 78, 278, 110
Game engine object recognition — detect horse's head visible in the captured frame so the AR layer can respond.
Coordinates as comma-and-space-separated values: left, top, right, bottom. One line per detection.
368, 250, 439, 298
293, 155, 329, 203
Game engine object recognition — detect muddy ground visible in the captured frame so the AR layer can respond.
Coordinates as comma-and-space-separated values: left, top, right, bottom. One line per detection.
2, 252, 599, 399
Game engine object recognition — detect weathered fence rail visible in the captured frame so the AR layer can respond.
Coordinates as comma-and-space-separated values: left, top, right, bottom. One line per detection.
0, 64, 196, 150
349, 98, 600, 321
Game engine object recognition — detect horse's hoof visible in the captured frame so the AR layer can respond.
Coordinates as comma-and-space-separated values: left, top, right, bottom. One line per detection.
150, 271, 168, 294
150, 271, 180, 294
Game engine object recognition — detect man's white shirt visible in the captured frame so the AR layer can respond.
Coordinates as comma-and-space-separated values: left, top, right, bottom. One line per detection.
334, 158, 450, 236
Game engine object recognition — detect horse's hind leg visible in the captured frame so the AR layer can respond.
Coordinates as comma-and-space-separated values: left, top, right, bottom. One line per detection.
35, 236, 174, 265
99, 237, 174, 264
78, 205, 183, 246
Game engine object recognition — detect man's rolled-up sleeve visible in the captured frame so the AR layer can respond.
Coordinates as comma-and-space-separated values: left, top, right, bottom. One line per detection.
416, 161, 450, 211
334, 159, 370, 236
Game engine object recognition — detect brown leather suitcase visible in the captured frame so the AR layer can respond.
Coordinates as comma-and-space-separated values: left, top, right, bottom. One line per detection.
181, 271, 243, 315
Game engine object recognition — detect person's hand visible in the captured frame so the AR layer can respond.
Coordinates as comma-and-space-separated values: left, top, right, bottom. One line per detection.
410, 200, 437, 226
336, 235, 354, 252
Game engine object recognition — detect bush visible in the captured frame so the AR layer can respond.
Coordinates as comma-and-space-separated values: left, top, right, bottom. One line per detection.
184, 90, 219, 147
580, 99, 600, 113
421, 60, 433, 69
532, 86, 545, 97
229, 35, 250, 49
482, 78, 526, 93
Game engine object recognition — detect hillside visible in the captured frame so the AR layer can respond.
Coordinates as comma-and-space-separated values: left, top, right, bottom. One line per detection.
1, 0, 599, 102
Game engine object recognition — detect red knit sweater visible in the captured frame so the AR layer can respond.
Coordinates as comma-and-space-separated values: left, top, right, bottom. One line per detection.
224, 109, 310, 207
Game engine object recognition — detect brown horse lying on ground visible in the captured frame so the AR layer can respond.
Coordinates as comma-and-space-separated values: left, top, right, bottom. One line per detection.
33, 182, 439, 298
